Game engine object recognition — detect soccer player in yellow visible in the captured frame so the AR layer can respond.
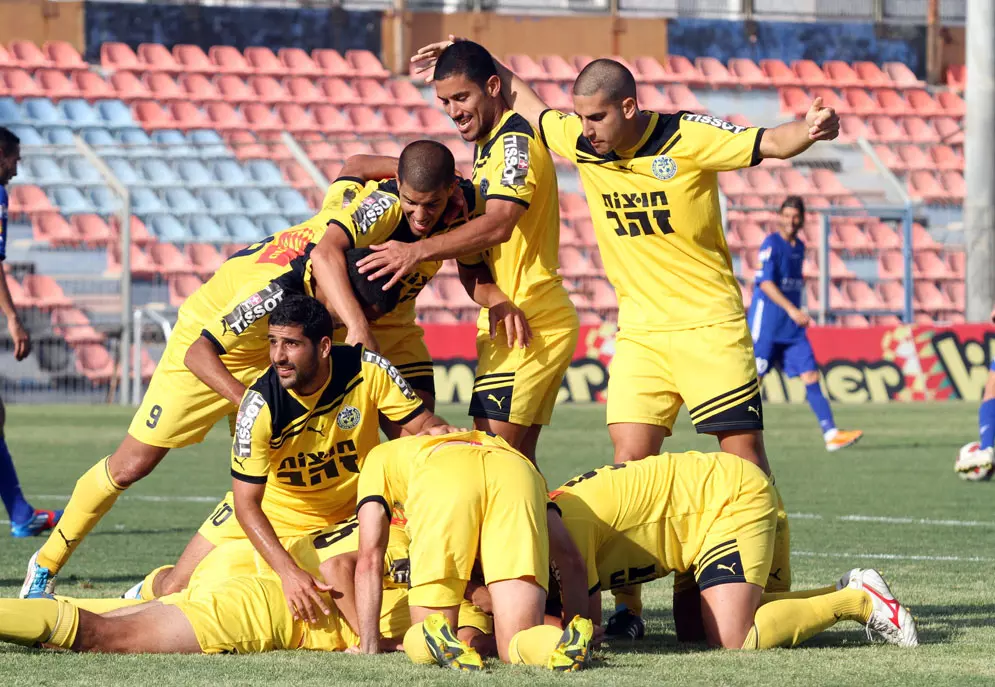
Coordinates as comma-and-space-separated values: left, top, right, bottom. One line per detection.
354, 430, 593, 671
21, 206, 403, 599
355, 42, 578, 465
548, 455, 919, 649
144, 294, 456, 619
312, 139, 531, 431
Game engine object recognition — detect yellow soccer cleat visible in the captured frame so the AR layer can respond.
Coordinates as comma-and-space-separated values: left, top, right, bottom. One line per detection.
826, 429, 864, 453
421, 612, 484, 671
547, 615, 594, 672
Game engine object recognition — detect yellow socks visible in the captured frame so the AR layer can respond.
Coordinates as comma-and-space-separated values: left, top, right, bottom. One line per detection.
760, 586, 839, 606
37, 458, 124, 572
55, 596, 144, 615
403, 622, 437, 664
0, 598, 79, 649
507, 625, 563, 666
767, 483, 792, 593
742, 588, 872, 649
141, 565, 174, 600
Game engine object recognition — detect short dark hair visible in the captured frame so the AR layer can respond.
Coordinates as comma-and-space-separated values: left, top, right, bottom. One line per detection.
345, 247, 402, 317
434, 40, 498, 91
398, 140, 455, 193
270, 293, 334, 345
780, 196, 805, 215
573, 59, 637, 102
0, 127, 20, 157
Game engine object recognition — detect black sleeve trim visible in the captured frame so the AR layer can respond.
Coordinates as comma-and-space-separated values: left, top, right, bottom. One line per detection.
357, 494, 391, 521
335, 176, 364, 185
750, 127, 766, 167
327, 218, 355, 249
482, 193, 530, 210
394, 404, 426, 427
546, 501, 562, 516
231, 469, 268, 484
200, 329, 226, 355
537, 108, 554, 148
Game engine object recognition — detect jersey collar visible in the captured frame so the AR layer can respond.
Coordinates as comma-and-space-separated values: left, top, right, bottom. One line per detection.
475, 109, 516, 151
615, 112, 660, 159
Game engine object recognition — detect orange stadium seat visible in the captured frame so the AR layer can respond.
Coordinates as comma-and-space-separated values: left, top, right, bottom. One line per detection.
242, 103, 283, 133
867, 116, 904, 143
178, 73, 221, 103
319, 161, 342, 181
417, 108, 454, 136
696, 57, 735, 88
52, 308, 104, 345
946, 251, 965, 278
382, 106, 421, 137
571, 55, 594, 74
109, 215, 155, 247
280, 160, 313, 190
778, 167, 819, 196
149, 242, 195, 276
540, 55, 577, 83
884, 62, 923, 89
841, 87, 877, 116
22, 274, 72, 310
173, 44, 214, 73
312, 104, 352, 135
559, 193, 588, 222
908, 171, 948, 203
829, 283, 852, 310
143, 72, 184, 102
10, 40, 50, 70
718, 170, 749, 198
635, 84, 671, 111
536, 83, 572, 111
811, 169, 851, 202
914, 250, 953, 280
608, 55, 639, 78
44, 41, 87, 72
276, 103, 320, 135
896, 144, 930, 171
388, 80, 428, 108
507, 54, 546, 82
319, 77, 361, 106
946, 64, 966, 92
914, 281, 952, 312
2, 69, 42, 100
779, 87, 809, 117
930, 145, 964, 172
792, 59, 828, 87
725, 113, 754, 129
665, 55, 705, 87
666, 84, 703, 111
344, 105, 383, 136
809, 86, 847, 114
936, 91, 965, 118
74, 71, 115, 102
75, 343, 116, 383
313, 49, 355, 78
632, 56, 671, 84
282, 77, 321, 106
33, 214, 79, 246
845, 280, 886, 311
933, 117, 964, 144
169, 274, 203, 307
186, 243, 224, 279
903, 117, 940, 144
101, 42, 142, 72
10, 185, 55, 218
216, 74, 253, 104
138, 43, 182, 73
110, 71, 152, 102
355, 78, 395, 106
853, 62, 892, 88
874, 143, 904, 171
245, 47, 283, 76
823, 60, 863, 88
204, 102, 244, 131
940, 171, 966, 200
279, 48, 323, 78
373, 138, 404, 157
839, 314, 870, 327
906, 90, 942, 118
760, 59, 800, 87
72, 214, 114, 248
837, 115, 868, 143
346, 50, 389, 79
872, 88, 909, 117
728, 58, 768, 88
877, 250, 905, 281
133, 100, 173, 128
247, 76, 288, 105
945, 281, 965, 311
210, 45, 252, 75
107, 243, 157, 279
738, 222, 767, 249
744, 168, 783, 197
36, 69, 80, 101
559, 246, 596, 278
4, 275, 33, 309
303, 138, 339, 162
866, 222, 901, 250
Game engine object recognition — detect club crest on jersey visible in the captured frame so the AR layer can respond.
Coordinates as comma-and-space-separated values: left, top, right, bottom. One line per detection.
501, 134, 530, 188
651, 155, 678, 181
336, 405, 361, 430
478, 178, 489, 196
351, 190, 397, 234
234, 391, 266, 459
222, 284, 285, 336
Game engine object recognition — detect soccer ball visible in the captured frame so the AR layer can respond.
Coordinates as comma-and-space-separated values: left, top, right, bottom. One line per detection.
956, 441, 994, 482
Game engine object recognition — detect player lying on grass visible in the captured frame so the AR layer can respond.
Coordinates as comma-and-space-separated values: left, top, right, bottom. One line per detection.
955, 302, 995, 475
545, 453, 918, 649
312, 139, 532, 437
128, 294, 458, 613
355, 42, 578, 466
355, 431, 593, 671
22, 239, 402, 599
749, 196, 862, 452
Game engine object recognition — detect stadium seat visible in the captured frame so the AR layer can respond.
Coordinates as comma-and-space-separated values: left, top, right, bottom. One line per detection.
242, 103, 283, 133
97, 100, 136, 130
346, 49, 389, 79
174, 159, 212, 187
930, 145, 964, 172
186, 242, 224, 277
133, 100, 173, 129
914, 281, 952, 312
88, 187, 122, 215
380, 106, 420, 137
666, 84, 703, 112
280, 161, 312, 190
72, 214, 114, 247
101, 42, 143, 72
533, 82, 570, 111
946, 249, 965, 279
631, 56, 671, 84
718, 170, 749, 198
311, 104, 352, 135
52, 308, 104, 345
197, 187, 238, 214
245, 159, 283, 186
204, 102, 245, 132
174, 74, 218, 103
872, 88, 910, 117
943, 281, 965, 312
50, 185, 96, 215
908, 171, 949, 203
851, 61, 892, 89
936, 91, 965, 118
832, 222, 873, 253
26, 156, 68, 185
283, 77, 322, 106
867, 116, 904, 143
940, 171, 966, 200
844, 280, 886, 311
823, 61, 863, 88
507, 54, 546, 82
10, 184, 55, 218
216, 75, 254, 105
760, 59, 799, 87
809, 86, 847, 114
66, 158, 104, 186
865, 222, 899, 251
727, 58, 767, 89
173, 44, 214, 73
110, 71, 153, 103
906, 90, 942, 118
2, 68, 44, 100
223, 129, 265, 160
9, 123, 42, 147
696, 57, 735, 88
244, 46, 283, 76
225, 215, 264, 243
884, 62, 923, 89
388, 79, 428, 109
744, 168, 784, 197
839, 313, 871, 327
877, 250, 905, 281
279, 47, 323, 78
895, 144, 930, 171
914, 249, 953, 280
248, 75, 289, 106
272, 188, 311, 217
137, 43, 182, 73
141, 72, 184, 103
22, 97, 66, 127
148, 214, 192, 242
36, 70, 80, 101
810, 169, 851, 201
103, 157, 141, 186
74, 72, 116, 102
841, 87, 877, 116
0, 97, 19, 126
933, 117, 964, 144
665, 55, 705, 87
539, 55, 577, 83
313, 49, 354, 78
275, 103, 320, 135
792, 59, 828, 87
235, 188, 276, 216
61, 98, 104, 128
256, 215, 287, 235
317, 77, 360, 107
149, 242, 195, 274
416, 108, 453, 136
946, 63, 966, 93
130, 187, 166, 214
138, 158, 182, 188
44, 41, 86, 72
168, 273, 203, 307
109, 215, 155, 246
74, 343, 116, 383
23, 274, 72, 310
33, 213, 78, 246
354, 78, 394, 107
188, 215, 228, 244
634, 84, 671, 112
147, 129, 194, 158
779, 87, 810, 118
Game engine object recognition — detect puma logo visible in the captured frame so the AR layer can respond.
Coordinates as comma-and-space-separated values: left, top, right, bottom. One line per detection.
487, 394, 507, 410
747, 406, 760, 417
58, 529, 79, 550
769, 568, 782, 581
306, 424, 327, 437
716, 562, 738, 575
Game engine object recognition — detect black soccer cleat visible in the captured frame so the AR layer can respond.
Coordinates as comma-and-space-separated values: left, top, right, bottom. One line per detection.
604, 608, 646, 639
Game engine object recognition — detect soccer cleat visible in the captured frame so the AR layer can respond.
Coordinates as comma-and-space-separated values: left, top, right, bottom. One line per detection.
421, 612, 483, 671
20, 550, 57, 599
845, 568, 919, 647
604, 607, 646, 639
10, 509, 62, 538
122, 581, 144, 600
826, 429, 864, 452
955, 444, 994, 473
547, 615, 594, 672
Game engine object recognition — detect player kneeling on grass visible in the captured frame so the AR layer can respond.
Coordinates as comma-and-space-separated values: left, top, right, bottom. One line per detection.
548, 453, 919, 649
128, 294, 458, 617
354, 431, 594, 671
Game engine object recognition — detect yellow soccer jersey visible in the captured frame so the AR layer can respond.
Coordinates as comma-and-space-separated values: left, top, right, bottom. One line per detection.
550, 452, 752, 593
356, 430, 516, 519
230, 344, 425, 525
472, 109, 574, 327
327, 177, 484, 327
539, 109, 764, 331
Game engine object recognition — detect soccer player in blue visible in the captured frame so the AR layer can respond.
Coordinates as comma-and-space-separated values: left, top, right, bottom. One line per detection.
0, 127, 62, 536
955, 302, 995, 475
748, 196, 863, 452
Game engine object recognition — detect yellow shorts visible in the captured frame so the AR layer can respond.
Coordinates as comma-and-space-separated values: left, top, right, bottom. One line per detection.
692, 462, 777, 591
469, 324, 579, 427
128, 356, 264, 448
197, 491, 346, 549
405, 444, 550, 607
607, 318, 763, 434
334, 320, 435, 395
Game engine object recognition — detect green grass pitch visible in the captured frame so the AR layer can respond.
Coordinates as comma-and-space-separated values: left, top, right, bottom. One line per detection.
0, 401, 993, 686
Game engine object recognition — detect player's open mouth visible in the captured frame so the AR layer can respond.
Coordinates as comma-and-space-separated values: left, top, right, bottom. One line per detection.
453, 114, 472, 133
276, 366, 295, 378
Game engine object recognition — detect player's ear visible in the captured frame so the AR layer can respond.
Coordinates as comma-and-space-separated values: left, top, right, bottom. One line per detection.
621, 96, 638, 120
485, 74, 502, 98
318, 335, 332, 358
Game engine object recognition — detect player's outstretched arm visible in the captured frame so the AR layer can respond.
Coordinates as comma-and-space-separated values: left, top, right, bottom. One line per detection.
458, 261, 532, 348
758, 281, 811, 328
355, 501, 390, 653
400, 407, 462, 436
759, 97, 839, 160
547, 509, 590, 624
311, 224, 379, 351
339, 154, 398, 184
184, 335, 246, 405
0, 261, 29, 360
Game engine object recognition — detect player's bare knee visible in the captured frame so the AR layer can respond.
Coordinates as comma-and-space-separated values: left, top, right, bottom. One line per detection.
798, 370, 820, 386
155, 569, 190, 597
108, 440, 169, 486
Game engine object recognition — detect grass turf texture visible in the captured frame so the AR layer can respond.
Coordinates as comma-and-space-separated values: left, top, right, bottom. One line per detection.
0, 401, 992, 686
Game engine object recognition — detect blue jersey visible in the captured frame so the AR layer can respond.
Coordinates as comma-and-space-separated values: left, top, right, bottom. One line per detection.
748, 231, 805, 342
0, 185, 7, 261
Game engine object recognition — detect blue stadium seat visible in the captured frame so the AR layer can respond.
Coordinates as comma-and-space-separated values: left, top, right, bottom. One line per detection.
148, 214, 192, 242
0, 98, 21, 126
137, 159, 181, 188
199, 188, 239, 215
225, 215, 265, 243
188, 129, 229, 159
81, 128, 117, 150
162, 188, 204, 215
96, 100, 136, 130
50, 186, 96, 214
45, 127, 75, 145
272, 188, 312, 218
9, 124, 43, 146
67, 158, 104, 186
27, 157, 69, 185
118, 129, 157, 159
150, 129, 197, 159
22, 99, 66, 127
104, 158, 142, 186
260, 215, 291, 235
130, 187, 166, 215
237, 189, 277, 217
60, 99, 102, 128
175, 160, 213, 186
89, 187, 121, 214
246, 160, 284, 186
188, 215, 229, 243
211, 160, 250, 188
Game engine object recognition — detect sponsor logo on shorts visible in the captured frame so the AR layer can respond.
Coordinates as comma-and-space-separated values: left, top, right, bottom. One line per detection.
500, 134, 530, 188
681, 112, 747, 134
222, 283, 285, 336
351, 190, 397, 234
362, 349, 417, 400
336, 405, 362, 430
233, 390, 266, 459
651, 155, 677, 181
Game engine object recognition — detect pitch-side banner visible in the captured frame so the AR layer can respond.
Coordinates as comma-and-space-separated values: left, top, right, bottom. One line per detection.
422, 323, 995, 405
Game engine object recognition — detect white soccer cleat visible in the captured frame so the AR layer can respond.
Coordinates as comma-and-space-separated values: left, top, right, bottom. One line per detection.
955, 442, 994, 473
845, 568, 919, 647
122, 580, 144, 600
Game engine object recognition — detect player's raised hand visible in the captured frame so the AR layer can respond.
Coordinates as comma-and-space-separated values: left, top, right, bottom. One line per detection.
805, 97, 840, 142
280, 564, 334, 624
489, 300, 532, 349
357, 241, 420, 290
345, 323, 380, 354
409, 34, 464, 83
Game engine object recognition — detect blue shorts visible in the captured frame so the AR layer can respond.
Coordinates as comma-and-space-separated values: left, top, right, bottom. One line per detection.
752, 334, 818, 379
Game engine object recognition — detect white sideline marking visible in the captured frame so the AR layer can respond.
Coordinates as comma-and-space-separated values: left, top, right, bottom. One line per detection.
795, 550, 995, 563
36, 493, 218, 504
837, 514, 995, 528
